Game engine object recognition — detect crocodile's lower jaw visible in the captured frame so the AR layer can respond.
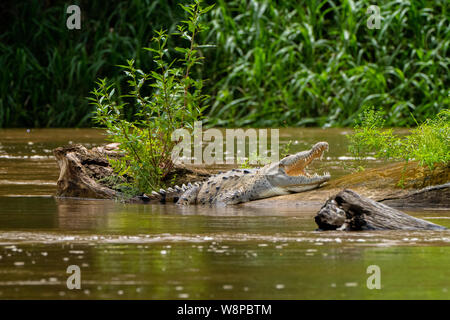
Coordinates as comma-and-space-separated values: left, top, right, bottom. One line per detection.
258, 187, 291, 199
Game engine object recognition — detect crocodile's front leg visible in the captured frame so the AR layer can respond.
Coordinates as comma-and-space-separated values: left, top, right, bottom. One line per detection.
176, 184, 201, 205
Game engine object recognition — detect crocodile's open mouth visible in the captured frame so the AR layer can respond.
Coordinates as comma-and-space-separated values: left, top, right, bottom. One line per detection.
284, 142, 329, 178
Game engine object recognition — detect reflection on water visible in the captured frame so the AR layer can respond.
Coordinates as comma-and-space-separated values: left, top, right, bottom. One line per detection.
0, 129, 449, 299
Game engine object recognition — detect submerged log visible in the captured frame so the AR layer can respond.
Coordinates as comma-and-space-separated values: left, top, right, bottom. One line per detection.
315, 189, 447, 231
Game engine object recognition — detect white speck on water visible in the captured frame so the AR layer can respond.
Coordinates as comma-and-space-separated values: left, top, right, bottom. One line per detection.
63, 257, 69, 262
14, 262, 25, 266
117, 290, 124, 295
275, 284, 285, 290
49, 277, 58, 282
69, 250, 84, 254
331, 283, 336, 288
307, 249, 317, 252
345, 282, 358, 287
59, 291, 66, 296
160, 250, 167, 255
81, 263, 89, 267
203, 236, 213, 241
175, 286, 183, 291
223, 285, 233, 290
84, 289, 90, 295
335, 238, 342, 243
178, 293, 189, 298
258, 243, 268, 247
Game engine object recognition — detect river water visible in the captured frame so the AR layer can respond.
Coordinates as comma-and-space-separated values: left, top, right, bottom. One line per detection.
0, 128, 449, 299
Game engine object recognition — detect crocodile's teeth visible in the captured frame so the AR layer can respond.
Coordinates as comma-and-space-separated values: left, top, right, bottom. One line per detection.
175, 185, 182, 191
159, 189, 166, 194
151, 191, 159, 196
182, 184, 187, 190
167, 187, 174, 192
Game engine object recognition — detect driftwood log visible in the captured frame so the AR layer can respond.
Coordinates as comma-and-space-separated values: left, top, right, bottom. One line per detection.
379, 183, 450, 208
315, 189, 447, 231
53, 143, 121, 199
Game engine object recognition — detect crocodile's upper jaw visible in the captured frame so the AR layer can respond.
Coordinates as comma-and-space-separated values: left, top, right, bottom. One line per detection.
262, 141, 330, 192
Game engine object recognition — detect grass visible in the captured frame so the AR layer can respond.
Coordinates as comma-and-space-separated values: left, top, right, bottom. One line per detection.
348, 107, 449, 171
204, 0, 449, 127
0, 0, 448, 128
0, 0, 183, 127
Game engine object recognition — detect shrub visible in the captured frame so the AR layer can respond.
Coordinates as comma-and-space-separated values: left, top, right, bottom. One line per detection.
89, 0, 213, 195
348, 106, 449, 170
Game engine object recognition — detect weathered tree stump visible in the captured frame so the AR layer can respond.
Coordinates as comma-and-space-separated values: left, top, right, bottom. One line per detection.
53, 143, 120, 199
315, 189, 447, 231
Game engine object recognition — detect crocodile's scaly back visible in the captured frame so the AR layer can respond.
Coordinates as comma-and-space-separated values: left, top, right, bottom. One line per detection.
146, 142, 331, 206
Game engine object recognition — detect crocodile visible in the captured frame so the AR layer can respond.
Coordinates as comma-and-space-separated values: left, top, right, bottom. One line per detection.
144, 142, 330, 206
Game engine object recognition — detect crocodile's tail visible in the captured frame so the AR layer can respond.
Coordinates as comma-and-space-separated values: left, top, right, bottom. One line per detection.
140, 182, 202, 204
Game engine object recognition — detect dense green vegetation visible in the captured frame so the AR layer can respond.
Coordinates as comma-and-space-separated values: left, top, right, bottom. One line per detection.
1, 0, 448, 128
348, 107, 449, 170
91, 1, 211, 194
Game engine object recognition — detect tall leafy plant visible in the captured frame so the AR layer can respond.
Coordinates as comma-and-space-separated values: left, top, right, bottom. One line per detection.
90, 0, 214, 194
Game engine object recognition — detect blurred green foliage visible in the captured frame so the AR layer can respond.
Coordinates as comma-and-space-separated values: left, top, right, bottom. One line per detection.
348, 106, 449, 170
1, 0, 448, 128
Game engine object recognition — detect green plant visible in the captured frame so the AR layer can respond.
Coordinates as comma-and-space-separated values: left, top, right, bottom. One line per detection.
203, 0, 449, 127
90, 0, 213, 194
1, 0, 448, 128
348, 106, 450, 170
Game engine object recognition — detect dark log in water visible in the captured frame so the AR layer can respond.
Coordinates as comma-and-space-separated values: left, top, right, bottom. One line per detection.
315, 189, 447, 231
379, 183, 450, 208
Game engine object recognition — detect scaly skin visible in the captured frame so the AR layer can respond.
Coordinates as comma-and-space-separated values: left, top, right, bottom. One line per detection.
145, 142, 330, 206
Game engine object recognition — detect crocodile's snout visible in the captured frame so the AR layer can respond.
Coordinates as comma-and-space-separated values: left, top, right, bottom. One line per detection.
282, 141, 329, 179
